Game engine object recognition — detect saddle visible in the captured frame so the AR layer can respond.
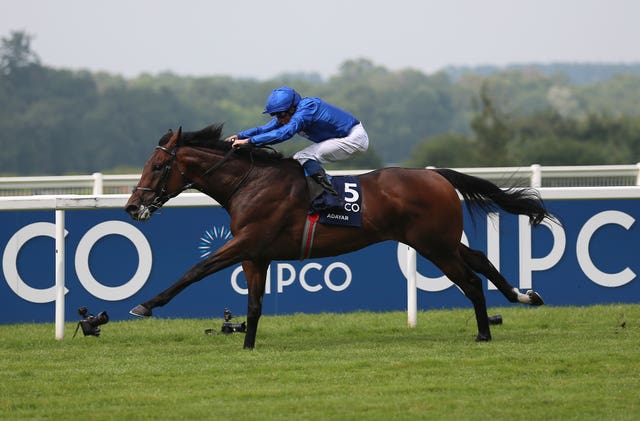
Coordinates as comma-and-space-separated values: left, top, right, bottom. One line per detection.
299, 175, 362, 259
305, 175, 362, 227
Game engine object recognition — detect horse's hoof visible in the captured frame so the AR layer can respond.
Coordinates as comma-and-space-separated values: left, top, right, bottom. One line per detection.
129, 304, 152, 318
243, 337, 256, 350
527, 290, 544, 306
475, 333, 492, 342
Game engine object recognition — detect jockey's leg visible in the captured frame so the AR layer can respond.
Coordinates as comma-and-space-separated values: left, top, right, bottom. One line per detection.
294, 125, 369, 212
303, 159, 339, 196
301, 159, 342, 211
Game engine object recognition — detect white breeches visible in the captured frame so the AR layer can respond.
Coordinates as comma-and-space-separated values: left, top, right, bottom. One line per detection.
293, 123, 369, 165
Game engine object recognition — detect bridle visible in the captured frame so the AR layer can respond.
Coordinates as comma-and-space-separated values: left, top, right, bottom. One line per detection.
131, 145, 191, 213
132, 144, 246, 211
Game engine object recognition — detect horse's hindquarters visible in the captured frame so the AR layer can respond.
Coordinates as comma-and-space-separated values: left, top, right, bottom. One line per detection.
359, 168, 464, 249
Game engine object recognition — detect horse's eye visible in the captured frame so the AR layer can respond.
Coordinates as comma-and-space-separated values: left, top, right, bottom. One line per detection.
152, 164, 163, 171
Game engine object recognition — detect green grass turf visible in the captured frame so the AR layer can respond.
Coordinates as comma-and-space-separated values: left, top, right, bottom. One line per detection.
0, 305, 638, 420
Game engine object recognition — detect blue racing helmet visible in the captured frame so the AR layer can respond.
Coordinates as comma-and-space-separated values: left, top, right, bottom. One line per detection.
263, 86, 301, 114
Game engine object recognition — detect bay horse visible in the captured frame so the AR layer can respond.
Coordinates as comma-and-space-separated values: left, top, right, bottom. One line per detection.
125, 124, 553, 349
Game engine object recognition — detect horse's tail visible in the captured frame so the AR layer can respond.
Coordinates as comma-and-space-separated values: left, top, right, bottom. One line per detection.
433, 168, 553, 227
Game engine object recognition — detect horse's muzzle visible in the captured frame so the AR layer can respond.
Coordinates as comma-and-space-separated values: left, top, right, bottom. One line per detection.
125, 204, 152, 221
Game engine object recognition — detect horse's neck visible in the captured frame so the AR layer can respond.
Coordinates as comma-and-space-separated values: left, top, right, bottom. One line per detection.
183, 148, 303, 209
182, 148, 261, 203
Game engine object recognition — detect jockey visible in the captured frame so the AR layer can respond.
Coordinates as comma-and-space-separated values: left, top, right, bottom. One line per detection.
225, 86, 369, 212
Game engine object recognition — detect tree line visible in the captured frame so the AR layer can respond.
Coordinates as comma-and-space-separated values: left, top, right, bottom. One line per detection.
1, 30, 640, 176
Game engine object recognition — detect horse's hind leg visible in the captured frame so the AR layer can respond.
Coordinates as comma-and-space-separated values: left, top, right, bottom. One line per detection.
242, 260, 269, 350
428, 252, 492, 342
459, 244, 544, 306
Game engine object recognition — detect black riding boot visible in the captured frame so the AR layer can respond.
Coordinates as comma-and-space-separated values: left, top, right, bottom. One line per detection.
311, 169, 339, 197
309, 169, 343, 212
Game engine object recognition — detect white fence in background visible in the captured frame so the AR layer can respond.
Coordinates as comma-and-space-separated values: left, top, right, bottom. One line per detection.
1, 164, 640, 196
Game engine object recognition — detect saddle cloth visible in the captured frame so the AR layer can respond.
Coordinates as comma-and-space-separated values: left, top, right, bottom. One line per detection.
317, 175, 362, 227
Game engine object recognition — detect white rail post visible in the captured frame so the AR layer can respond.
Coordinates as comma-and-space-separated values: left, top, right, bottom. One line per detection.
530, 164, 542, 188
55, 210, 65, 340
406, 245, 417, 328
92, 172, 104, 195
636, 163, 640, 186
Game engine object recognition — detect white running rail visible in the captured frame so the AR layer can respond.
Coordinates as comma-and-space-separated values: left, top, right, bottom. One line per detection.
1, 164, 640, 196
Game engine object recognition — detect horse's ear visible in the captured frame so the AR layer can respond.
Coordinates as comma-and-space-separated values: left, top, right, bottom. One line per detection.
176, 126, 183, 145
158, 129, 174, 146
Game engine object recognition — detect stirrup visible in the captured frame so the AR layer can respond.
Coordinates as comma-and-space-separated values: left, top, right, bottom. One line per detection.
311, 172, 339, 197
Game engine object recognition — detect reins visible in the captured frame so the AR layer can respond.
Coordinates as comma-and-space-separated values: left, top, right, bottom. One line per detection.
202, 144, 278, 204
219, 147, 255, 204
133, 143, 262, 209
202, 146, 236, 177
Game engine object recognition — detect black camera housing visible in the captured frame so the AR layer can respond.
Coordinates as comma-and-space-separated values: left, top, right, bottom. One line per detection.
488, 314, 503, 325
76, 307, 109, 337
221, 309, 246, 334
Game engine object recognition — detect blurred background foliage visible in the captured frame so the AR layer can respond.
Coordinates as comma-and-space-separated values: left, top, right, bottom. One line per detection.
2, 31, 640, 175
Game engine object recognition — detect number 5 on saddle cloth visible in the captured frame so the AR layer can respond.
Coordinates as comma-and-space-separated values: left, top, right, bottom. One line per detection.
314, 175, 362, 226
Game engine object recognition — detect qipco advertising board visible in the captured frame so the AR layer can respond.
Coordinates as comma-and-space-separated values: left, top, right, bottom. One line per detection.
1, 192, 639, 324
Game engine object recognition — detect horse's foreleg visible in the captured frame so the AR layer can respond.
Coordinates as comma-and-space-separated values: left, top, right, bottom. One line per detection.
459, 244, 544, 306
242, 260, 269, 350
129, 238, 247, 317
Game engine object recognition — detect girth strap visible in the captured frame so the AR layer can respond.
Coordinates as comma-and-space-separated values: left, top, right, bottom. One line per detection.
299, 213, 320, 260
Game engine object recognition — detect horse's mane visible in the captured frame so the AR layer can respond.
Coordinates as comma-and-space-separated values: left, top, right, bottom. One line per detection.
161, 124, 284, 161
